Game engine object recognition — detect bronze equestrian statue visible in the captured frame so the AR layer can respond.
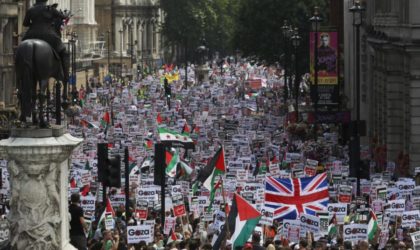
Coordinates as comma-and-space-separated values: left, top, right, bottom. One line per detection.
15, 0, 70, 127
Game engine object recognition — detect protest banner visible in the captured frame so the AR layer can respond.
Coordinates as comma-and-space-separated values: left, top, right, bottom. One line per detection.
378, 230, 389, 250
327, 203, 347, 224
282, 219, 300, 237
388, 199, 406, 216
287, 225, 300, 243
338, 185, 352, 203
110, 194, 125, 208
164, 217, 176, 235
80, 195, 96, 218
343, 224, 368, 244
401, 210, 420, 229
411, 231, 420, 249
299, 214, 320, 239
127, 225, 153, 244
259, 206, 275, 226
105, 212, 114, 230
172, 194, 186, 217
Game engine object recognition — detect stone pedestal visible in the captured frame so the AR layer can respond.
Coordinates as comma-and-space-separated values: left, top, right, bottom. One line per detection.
195, 64, 210, 84
0, 126, 83, 250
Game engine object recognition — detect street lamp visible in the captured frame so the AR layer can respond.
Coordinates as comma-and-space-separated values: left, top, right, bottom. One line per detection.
349, 0, 365, 196
282, 20, 293, 104
107, 30, 111, 76
119, 29, 123, 81
309, 6, 323, 123
68, 32, 78, 103
291, 28, 301, 122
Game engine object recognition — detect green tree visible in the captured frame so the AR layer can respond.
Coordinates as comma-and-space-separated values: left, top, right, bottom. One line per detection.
161, 0, 239, 63
233, 0, 329, 68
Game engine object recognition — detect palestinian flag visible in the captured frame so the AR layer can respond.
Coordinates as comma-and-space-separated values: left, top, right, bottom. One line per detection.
70, 178, 77, 188
98, 197, 115, 225
368, 209, 378, 241
80, 184, 90, 196
198, 147, 226, 210
166, 228, 178, 245
165, 150, 180, 177
328, 213, 338, 237
176, 161, 193, 178
158, 127, 193, 144
80, 119, 99, 129
100, 112, 111, 128
213, 193, 261, 250
144, 139, 153, 149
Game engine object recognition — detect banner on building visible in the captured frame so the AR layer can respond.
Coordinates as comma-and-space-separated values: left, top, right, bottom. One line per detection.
309, 31, 339, 106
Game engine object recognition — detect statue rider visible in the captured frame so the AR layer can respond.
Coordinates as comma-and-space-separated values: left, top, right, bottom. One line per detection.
22, 0, 69, 84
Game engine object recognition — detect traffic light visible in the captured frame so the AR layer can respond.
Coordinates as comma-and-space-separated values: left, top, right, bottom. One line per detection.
97, 143, 108, 182
153, 143, 166, 186
164, 78, 171, 98
71, 90, 79, 104
106, 155, 121, 188
97, 143, 121, 188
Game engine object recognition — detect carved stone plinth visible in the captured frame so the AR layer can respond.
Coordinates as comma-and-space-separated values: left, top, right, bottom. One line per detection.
0, 126, 83, 250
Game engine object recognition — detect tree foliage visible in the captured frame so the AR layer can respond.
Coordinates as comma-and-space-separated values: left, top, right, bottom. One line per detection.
160, 0, 239, 61
233, 0, 329, 67
161, 0, 329, 65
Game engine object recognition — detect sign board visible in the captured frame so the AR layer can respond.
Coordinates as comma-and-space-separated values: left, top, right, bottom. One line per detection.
343, 224, 368, 244
127, 225, 153, 244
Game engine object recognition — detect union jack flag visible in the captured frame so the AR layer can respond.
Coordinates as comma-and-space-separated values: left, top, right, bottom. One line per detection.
265, 173, 329, 220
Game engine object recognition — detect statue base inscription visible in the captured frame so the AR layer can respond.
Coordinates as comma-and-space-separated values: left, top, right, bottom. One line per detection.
0, 126, 83, 250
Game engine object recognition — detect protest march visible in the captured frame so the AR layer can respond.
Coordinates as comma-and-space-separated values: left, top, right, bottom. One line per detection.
0, 59, 419, 250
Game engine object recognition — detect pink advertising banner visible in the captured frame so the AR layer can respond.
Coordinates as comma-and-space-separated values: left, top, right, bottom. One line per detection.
310, 31, 338, 85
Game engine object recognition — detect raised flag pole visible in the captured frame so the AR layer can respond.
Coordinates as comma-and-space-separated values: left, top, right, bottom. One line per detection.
220, 176, 230, 247
124, 147, 130, 224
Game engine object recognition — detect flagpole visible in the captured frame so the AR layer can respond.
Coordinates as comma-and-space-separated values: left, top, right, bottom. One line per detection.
220, 176, 230, 248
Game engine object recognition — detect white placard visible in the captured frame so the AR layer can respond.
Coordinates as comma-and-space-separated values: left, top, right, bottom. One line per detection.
343, 224, 368, 244
127, 225, 153, 244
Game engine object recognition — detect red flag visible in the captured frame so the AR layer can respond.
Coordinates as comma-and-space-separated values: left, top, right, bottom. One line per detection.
80, 184, 90, 196
128, 155, 135, 162
157, 113, 163, 124
103, 111, 110, 124
106, 197, 115, 217
214, 178, 223, 190
70, 178, 77, 188
146, 140, 153, 149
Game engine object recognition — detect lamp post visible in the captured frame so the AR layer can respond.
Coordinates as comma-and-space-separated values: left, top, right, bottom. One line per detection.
69, 32, 77, 102
291, 28, 301, 121
309, 6, 323, 124
107, 30, 111, 76
119, 29, 123, 81
350, 0, 365, 196
195, 39, 207, 85
282, 20, 292, 104
184, 38, 188, 90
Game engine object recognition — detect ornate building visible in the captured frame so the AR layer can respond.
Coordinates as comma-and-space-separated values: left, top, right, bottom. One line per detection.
96, 0, 164, 77
0, 0, 24, 107
349, 0, 420, 171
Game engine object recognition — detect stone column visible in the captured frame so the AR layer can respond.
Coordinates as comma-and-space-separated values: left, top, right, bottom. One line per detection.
0, 127, 83, 250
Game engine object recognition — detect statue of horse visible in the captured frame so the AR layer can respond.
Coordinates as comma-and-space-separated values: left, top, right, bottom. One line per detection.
15, 39, 68, 128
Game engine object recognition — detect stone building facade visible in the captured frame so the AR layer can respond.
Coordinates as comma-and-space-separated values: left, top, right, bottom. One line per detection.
0, 0, 24, 107
358, 0, 420, 171
96, 0, 164, 76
